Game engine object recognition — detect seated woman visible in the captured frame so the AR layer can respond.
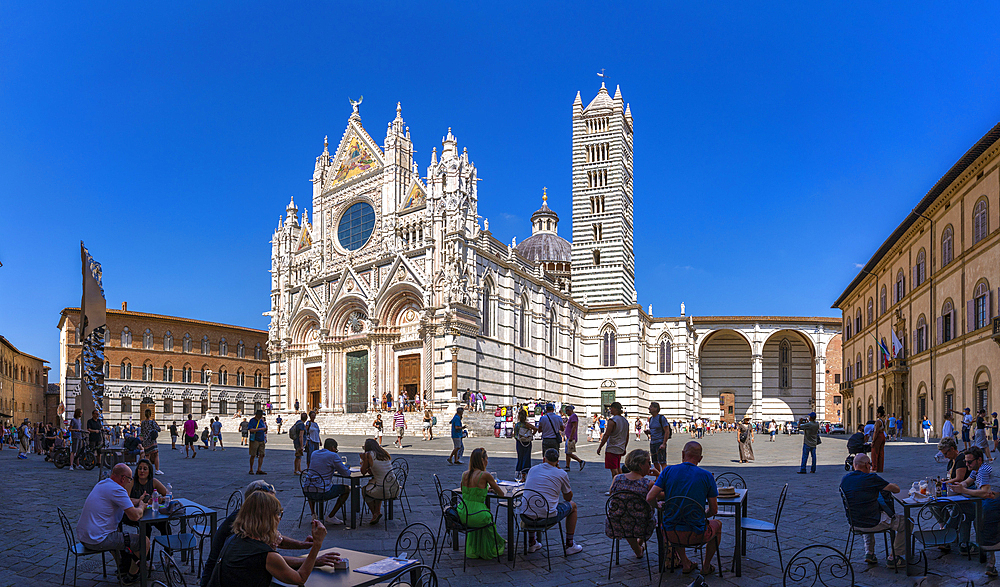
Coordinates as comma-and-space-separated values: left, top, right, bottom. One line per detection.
457, 448, 506, 559
606, 449, 655, 558
360, 439, 399, 525
125, 458, 171, 538
207, 491, 331, 587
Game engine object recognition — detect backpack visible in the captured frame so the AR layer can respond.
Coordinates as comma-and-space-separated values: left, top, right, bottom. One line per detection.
288, 421, 301, 441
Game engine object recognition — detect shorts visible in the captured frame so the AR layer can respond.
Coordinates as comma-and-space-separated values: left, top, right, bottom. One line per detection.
249, 440, 266, 458
963, 427, 971, 442
663, 519, 721, 547
423, 421, 431, 430
396, 426, 405, 438
452, 437, 464, 449
650, 442, 667, 464
605, 451, 623, 470
565, 440, 577, 455
71, 436, 82, 455
82, 529, 139, 554
305, 484, 348, 503
522, 501, 573, 527
294, 440, 303, 457
184, 434, 196, 446
541, 438, 560, 454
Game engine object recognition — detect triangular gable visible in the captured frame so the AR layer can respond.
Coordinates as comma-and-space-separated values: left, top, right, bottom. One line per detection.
310, 283, 326, 306
329, 266, 371, 304
400, 181, 427, 212
328, 122, 384, 188
376, 254, 428, 298
297, 227, 313, 252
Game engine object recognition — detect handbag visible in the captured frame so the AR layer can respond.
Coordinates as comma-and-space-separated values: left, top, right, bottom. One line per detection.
515, 423, 534, 445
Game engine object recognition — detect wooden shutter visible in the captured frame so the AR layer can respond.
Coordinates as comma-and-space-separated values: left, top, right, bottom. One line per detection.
911, 266, 916, 288
968, 300, 975, 333
990, 289, 995, 320
937, 317, 943, 345
912, 331, 917, 352
951, 310, 956, 340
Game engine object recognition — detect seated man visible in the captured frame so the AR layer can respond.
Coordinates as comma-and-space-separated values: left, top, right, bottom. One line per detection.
201, 480, 341, 587
847, 425, 871, 455
840, 454, 907, 567
76, 463, 149, 583
521, 448, 583, 555
306, 438, 352, 525
646, 441, 721, 575
948, 446, 991, 558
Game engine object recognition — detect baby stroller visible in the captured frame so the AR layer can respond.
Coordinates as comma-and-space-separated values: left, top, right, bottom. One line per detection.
844, 431, 871, 471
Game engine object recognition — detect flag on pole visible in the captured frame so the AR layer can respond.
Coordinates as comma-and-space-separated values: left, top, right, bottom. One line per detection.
879, 336, 891, 368
890, 329, 903, 359
80, 242, 106, 339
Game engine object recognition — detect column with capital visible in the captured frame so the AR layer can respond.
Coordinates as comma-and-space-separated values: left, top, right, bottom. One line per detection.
751, 354, 763, 422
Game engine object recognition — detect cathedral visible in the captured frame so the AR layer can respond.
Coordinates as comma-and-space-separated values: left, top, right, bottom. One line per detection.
267, 84, 841, 423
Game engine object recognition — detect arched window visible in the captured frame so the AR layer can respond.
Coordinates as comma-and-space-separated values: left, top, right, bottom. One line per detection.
163, 364, 173, 382
182, 333, 191, 353
219, 339, 228, 357
880, 286, 887, 316
104, 361, 110, 377
254, 344, 262, 360
915, 315, 928, 353
602, 329, 617, 367
254, 370, 262, 388
845, 320, 851, 340
74, 359, 80, 377
142, 362, 152, 381
659, 338, 672, 373
200, 367, 208, 384
942, 225, 954, 266
895, 269, 906, 303
219, 368, 228, 385
518, 297, 528, 348
855, 309, 862, 334
237, 341, 245, 358
236, 368, 245, 387
164, 331, 173, 352
481, 281, 492, 337
915, 249, 926, 286
973, 198, 989, 244
867, 347, 874, 374
779, 339, 791, 388
593, 249, 601, 266
182, 365, 192, 383
855, 353, 862, 381
121, 327, 132, 348
941, 299, 955, 343
549, 308, 558, 357
121, 361, 132, 380
143, 329, 153, 350
973, 281, 991, 330
867, 298, 874, 325
201, 336, 210, 354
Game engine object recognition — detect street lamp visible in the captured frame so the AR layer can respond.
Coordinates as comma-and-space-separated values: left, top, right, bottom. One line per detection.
205, 369, 213, 420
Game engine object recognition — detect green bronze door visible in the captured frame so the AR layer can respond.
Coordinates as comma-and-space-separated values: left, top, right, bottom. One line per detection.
600, 389, 616, 415
345, 350, 368, 414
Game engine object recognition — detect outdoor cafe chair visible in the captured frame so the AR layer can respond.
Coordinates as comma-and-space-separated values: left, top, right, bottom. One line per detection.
224, 489, 243, 518
657, 495, 724, 586
604, 491, 654, 580
392, 458, 414, 513
395, 522, 438, 567
151, 505, 210, 576
738, 482, 787, 570
838, 488, 894, 573
57, 507, 110, 587
298, 468, 339, 528
386, 563, 438, 587
151, 550, 187, 587
434, 485, 503, 571
713, 471, 746, 519
782, 544, 854, 587
513, 488, 565, 572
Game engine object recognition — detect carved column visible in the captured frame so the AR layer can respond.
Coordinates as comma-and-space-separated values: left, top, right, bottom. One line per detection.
751, 353, 763, 422
814, 355, 827, 421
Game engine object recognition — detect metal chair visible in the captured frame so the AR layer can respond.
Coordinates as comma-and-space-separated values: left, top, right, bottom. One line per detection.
386, 564, 438, 587
385, 466, 408, 527
433, 486, 503, 571
392, 458, 413, 513
782, 544, 854, 587
298, 468, 334, 528
605, 491, 654, 580
513, 488, 565, 572
225, 489, 243, 518
739, 482, 788, 570
151, 551, 187, 587
657, 495, 724, 585
713, 472, 746, 519
57, 507, 110, 587
395, 522, 438, 566
838, 488, 893, 570
151, 506, 210, 576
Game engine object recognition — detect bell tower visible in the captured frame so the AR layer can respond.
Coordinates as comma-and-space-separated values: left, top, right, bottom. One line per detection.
571, 83, 635, 306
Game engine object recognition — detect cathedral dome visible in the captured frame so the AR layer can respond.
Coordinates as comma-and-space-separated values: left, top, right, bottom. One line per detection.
515, 188, 571, 264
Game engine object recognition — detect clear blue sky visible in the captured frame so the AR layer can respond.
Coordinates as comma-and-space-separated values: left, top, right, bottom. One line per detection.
3, 3, 1000, 365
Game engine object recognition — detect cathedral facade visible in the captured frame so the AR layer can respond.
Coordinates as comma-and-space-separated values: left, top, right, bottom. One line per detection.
268, 86, 840, 422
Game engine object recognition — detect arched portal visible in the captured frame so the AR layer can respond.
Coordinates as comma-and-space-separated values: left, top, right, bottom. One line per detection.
700, 330, 752, 420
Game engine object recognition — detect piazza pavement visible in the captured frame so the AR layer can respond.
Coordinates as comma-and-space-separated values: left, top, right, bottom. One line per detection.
0, 425, 987, 587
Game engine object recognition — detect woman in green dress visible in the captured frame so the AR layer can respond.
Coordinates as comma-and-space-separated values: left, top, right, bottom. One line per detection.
456, 448, 506, 559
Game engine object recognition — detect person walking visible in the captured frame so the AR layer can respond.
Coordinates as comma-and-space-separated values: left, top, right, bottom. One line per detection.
974, 408, 993, 460
537, 403, 564, 461
169, 421, 178, 450
647, 402, 670, 475
563, 405, 586, 471
871, 406, 887, 472
290, 412, 307, 475
514, 408, 537, 481
294, 399, 300, 412
392, 408, 406, 448
597, 402, 629, 487
922, 416, 932, 443
304, 411, 320, 468
371, 413, 384, 445
943, 412, 957, 445
247, 409, 267, 475
634, 416, 643, 441
139, 409, 163, 475
183, 413, 198, 458
239, 418, 248, 446
422, 409, 433, 441
210, 416, 225, 450
16, 418, 31, 460
887, 413, 897, 441
448, 407, 466, 465
275, 414, 283, 435
737, 417, 755, 463
768, 419, 778, 442
68, 408, 84, 471
798, 412, 820, 474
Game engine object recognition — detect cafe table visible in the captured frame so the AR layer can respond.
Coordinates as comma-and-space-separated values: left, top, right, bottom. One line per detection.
449, 480, 523, 562
273, 547, 420, 587
897, 493, 985, 574
717, 488, 748, 576
129, 497, 217, 587
332, 468, 373, 529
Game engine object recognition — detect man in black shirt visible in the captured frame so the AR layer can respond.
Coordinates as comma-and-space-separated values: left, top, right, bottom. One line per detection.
847, 425, 870, 455
86, 411, 103, 453
169, 422, 179, 450
840, 453, 907, 567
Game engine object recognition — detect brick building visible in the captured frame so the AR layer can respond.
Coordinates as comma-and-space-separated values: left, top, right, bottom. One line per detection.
0, 335, 49, 426
824, 333, 843, 424
58, 305, 269, 424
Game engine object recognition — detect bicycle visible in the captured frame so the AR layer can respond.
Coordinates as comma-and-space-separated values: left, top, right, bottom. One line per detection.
52, 440, 98, 470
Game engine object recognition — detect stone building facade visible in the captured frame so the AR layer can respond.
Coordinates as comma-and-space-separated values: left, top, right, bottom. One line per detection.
0, 335, 49, 425
58, 306, 269, 424
834, 122, 1000, 436
824, 334, 843, 424
268, 85, 840, 422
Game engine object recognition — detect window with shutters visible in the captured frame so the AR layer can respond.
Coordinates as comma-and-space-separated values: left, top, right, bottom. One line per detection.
918, 394, 927, 422
855, 354, 862, 381
973, 281, 990, 330
867, 347, 874, 374
659, 338, 672, 373
602, 329, 617, 367
941, 300, 955, 343
978, 384, 990, 413
915, 315, 927, 353
945, 390, 955, 414
895, 270, 906, 303
779, 339, 791, 388
855, 309, 862, 334
942, 225, 954, 266
915, 249, 926, 286
973, 198, 989, 244
880, 286, 887, 316
867, 298, 874, 325
845, 320, 851, 340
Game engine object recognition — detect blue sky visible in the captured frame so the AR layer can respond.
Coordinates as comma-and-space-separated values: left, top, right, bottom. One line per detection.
3, 3, 1000, 365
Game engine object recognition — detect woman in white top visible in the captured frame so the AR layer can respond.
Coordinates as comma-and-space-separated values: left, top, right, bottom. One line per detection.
360, 439, 399, 525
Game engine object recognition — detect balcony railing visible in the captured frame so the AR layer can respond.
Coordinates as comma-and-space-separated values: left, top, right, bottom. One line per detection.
840, 381, 853, 392
993, 317, 1000, 346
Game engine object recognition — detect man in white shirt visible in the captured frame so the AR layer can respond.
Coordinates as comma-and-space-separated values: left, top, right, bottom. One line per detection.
521, 448, 583, 555
77, 464, 149, 581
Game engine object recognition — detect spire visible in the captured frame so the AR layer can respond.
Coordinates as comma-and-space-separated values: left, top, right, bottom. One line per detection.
600, 81, 606, 90
542, 186, 548, 206
430, 146, 437, 166
614, 84, 622, 100
285, 196, 299, 228
574, 91, 582, 105
392, 101, 405, 134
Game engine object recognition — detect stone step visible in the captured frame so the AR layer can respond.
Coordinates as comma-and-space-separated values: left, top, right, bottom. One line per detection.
195, 409, 501, 438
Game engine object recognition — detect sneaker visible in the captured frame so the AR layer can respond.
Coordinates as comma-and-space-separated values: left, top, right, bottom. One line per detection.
864, 553, 877, 565
528, 542, 543, 553
327, 515, 344, 525
18, 454, 27, 460
155, 470, 164, 475
579, 461, 586, 471
565, 543, 583, 555
564, 466, 572, 471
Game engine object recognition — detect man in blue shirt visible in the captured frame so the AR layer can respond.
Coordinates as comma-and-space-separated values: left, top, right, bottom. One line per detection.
840, 453, 906, 567
306, 438, 352, 524
448, 407, 466, 465
247, 409, 268, 475
646, 441, 721, 575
